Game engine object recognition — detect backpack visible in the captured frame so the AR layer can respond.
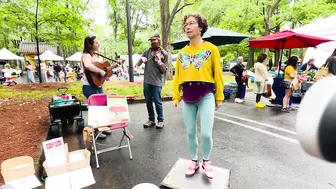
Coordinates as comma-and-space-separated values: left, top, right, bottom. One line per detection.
242, 69, 248, 83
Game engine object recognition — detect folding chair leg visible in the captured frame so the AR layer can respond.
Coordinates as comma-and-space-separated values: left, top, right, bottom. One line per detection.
118, 133, 125, 147
124, 128, 133, 160
127, 137, 133, 160
92, 127, 100, 168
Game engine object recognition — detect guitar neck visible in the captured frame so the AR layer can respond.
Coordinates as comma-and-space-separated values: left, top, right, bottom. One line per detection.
107, 63, 122, 71
105, 65, 115, 71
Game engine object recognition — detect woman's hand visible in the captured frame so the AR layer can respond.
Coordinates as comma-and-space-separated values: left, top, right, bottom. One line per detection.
100, 70, 106, 77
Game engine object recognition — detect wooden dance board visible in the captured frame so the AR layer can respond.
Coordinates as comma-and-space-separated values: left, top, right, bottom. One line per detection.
160, 158, 231, 189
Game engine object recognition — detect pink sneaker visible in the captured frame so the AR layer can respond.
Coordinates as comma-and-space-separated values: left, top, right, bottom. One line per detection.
202, 161, 214, 179
185, 161, 200, 177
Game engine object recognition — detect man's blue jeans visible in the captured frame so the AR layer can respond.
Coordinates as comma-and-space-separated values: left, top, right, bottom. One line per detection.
144, 83, 164, 122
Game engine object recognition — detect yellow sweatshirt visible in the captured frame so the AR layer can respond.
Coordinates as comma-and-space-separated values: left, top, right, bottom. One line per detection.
173, 41, 224, 104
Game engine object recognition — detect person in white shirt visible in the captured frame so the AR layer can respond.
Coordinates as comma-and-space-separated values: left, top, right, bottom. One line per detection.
253, 53, 269, 108
3, 64, 12, 79
2, 63, 17, 85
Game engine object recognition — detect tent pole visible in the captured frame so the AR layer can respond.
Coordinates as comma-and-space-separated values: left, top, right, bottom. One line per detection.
277, 40, 286, 78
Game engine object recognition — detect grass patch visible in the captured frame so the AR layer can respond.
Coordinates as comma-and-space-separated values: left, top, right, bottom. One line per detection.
0, 81, 174, 101
0, 75, 241, 101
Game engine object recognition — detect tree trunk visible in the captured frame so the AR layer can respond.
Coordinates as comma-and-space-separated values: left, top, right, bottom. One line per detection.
163, 29, 173, 80
275, 50, 280, 66
159, 0, 195, 80
4, 36, 8, 49
288, 49, 292, 58
299, 48, 304, 60
263, 4, 271, 55
36, 0, 42, 83
247, 48, 254, 69
263, 1, 281, 57
160, 0, 173, 80
113, 14, 118, 40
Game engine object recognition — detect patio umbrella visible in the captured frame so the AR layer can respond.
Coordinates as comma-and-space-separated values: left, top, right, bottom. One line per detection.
249, 30, 333, 76
249, 30, 333, 49
171, 27, 249, 50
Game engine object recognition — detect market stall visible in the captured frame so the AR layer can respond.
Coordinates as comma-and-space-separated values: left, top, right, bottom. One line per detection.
249, 30, 333, 105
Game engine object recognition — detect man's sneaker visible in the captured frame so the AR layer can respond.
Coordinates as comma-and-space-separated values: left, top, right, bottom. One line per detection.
143, 121, 155, 128
202, 161, 214, 179
102, 130, 112, 135
185, 160, 200, 177
156, 121, 164, 129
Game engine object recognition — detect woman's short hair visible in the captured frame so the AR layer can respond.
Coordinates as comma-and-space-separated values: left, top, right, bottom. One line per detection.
83, 36, 96, 55
182, 13, 208, 37
287, 56, 298, 68
257, 53, 267, 63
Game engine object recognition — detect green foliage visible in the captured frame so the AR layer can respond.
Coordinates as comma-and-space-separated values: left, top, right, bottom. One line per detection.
0, 0, 89, 54
285, 0, 336, 28
184, 0, 336, 62
2, 0, 335, 62
105, 0, 155, 55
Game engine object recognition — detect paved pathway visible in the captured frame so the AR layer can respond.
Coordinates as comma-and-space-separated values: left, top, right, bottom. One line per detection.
59, 99, 336, 189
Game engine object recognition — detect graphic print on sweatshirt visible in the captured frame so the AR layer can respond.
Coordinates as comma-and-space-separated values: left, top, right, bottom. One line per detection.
179, 50, 211, 71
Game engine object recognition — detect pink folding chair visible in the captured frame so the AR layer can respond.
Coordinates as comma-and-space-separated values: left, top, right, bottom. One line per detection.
88, 93, 133, 168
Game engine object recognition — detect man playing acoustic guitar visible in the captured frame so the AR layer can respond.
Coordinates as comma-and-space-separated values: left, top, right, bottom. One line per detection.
81, 35, 120, 139
135, 34, 168, 129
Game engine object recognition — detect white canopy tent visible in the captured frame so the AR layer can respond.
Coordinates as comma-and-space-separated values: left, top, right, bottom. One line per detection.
294, 15, 336, 67
121, 54, 143, 67
0, 48, 24, 60
66, 52, 82, 62
34, 50, 64, 61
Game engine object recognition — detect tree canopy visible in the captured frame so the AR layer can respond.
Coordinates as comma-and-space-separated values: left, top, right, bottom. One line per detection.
1, 0, 335, 62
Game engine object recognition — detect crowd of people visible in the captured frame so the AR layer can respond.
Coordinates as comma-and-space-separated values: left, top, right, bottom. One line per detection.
230, 48, 336, 112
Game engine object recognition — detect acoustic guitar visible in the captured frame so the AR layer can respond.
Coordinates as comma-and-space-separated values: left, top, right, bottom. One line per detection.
83, 53, 121, 87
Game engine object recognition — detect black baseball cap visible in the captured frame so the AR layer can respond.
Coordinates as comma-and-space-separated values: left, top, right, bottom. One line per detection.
148, 33, 160, 41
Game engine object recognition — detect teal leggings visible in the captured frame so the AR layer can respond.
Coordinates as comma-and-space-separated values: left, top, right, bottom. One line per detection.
182, 93, 215, 161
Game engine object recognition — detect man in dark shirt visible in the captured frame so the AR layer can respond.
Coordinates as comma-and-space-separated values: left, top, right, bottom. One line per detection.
135, 34, 168, 129
53, 62, 62, 82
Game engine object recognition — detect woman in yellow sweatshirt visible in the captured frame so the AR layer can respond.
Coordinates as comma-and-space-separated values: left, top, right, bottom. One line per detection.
173, 13, 224, 180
